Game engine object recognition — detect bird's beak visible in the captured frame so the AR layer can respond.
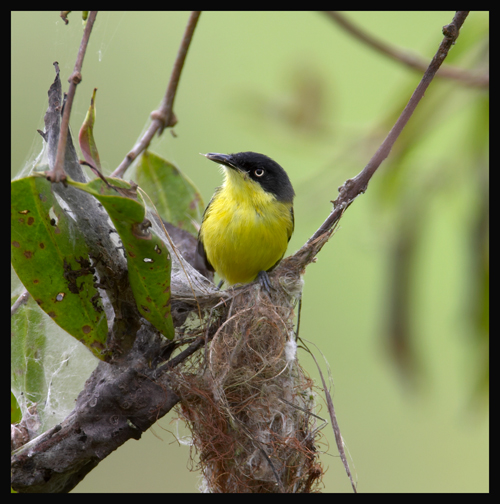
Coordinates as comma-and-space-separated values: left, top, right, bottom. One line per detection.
204, 153, 237, 170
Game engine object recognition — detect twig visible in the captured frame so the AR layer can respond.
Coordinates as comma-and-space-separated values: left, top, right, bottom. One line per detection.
46, 11, 98, 183
160, 336, 205, 371
11, 289, 30, 317
308, 347, 357, 493
111, 11, 201, 178
324, 11, 488, 89
306, 11, 470, 248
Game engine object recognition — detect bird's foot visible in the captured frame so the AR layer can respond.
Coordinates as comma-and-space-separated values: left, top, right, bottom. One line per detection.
257, 270, 274, 295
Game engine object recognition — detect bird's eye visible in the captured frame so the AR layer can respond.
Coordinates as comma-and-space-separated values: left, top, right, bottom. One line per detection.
254, 169, 265, 177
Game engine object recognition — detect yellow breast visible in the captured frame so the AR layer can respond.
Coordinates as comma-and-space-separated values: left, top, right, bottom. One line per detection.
200, 173, 293, 285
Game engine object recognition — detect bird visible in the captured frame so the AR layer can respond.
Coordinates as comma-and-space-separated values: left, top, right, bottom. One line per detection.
195, 151, 295, 292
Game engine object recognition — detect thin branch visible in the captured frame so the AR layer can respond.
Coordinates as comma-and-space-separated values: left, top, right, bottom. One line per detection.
11, 289, 30, 317
111, 11, 201, 178
324, 11, 488, 89
305, 11, 470, 249
308, 346, 357, 493
159, 336, 205, 371
155, 11, 202, 137
46, 11, 98, 183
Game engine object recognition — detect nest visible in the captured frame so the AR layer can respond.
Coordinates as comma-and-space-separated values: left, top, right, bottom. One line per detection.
174, 275, 324, 493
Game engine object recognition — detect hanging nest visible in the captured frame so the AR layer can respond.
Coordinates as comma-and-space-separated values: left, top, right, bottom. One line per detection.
173, 272, 324, 493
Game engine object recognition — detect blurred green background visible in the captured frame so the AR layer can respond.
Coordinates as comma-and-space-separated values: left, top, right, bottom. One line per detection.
11, 11, 488, 493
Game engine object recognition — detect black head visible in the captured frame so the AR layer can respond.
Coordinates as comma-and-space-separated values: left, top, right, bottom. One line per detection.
204, 152, 295, 203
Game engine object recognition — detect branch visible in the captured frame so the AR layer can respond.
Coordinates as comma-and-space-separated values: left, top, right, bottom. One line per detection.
304, 11, 469, 251
324, 11, 487, 89
46, 11, 98, 183
11, 310, 223, 493
11, 327, 182, 493
11, 289, 30, 317
111, 11, 201, 178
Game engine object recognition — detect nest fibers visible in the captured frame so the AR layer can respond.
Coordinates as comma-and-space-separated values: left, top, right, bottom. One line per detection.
174, 273, 324, 493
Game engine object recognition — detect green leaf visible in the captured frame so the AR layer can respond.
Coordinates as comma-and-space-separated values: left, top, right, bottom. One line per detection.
11, 392, 22, 425
11, 294, 47, 413
136, 151, 204, 237
11, 176, 108, 360
78, 87, 101, 172
67, 177, 175, 340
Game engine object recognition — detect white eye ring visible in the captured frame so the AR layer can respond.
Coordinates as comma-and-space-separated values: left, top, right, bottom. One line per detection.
255, 168, 265, 177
